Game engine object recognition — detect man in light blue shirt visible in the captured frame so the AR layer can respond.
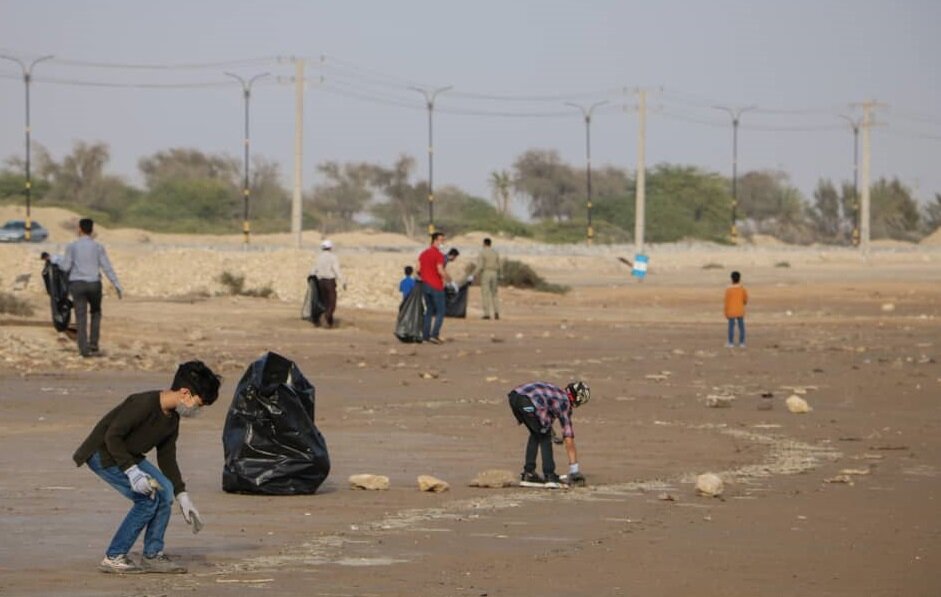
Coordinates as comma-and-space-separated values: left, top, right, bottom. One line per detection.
59, 218, 123, 357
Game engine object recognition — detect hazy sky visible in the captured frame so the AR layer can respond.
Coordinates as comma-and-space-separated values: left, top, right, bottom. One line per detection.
1, 0, 939, 212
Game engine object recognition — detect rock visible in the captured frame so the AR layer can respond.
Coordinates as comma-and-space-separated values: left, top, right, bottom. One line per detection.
186, 330, 206, 342
705, 394, 734, 408
469, 469, 516, 488
824, 474, 853, 484
657, 492, 676, 501
418, 475, 450, 493
881, 302, 896, 312
348, 474, 390, 491
786, 395, 812, 413
695, 473, 724, 497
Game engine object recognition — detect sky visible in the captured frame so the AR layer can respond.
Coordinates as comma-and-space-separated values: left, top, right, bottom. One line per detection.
1, 0, 939, 215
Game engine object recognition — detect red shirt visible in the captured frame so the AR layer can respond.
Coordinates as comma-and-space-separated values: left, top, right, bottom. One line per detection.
418, 246, 446, 291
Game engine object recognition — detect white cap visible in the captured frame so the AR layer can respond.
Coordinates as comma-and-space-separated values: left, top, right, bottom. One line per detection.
321, 239, 333, 250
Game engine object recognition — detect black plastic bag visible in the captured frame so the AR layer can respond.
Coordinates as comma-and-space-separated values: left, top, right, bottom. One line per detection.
394, 283, 424, 343
301, 275, 325, 323
445, 282, 470, 318
41, 261, 72, 332
222, 352, 330, 495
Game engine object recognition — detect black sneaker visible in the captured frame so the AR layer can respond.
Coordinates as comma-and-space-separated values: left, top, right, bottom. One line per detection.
519, 471, 546, 488
543, 473, 563, 489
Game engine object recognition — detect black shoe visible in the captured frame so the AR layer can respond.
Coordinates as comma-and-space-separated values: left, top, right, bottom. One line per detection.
494, 313, 500, 320
482, 315, 491, 320
543, 473, 563, 489
519, 471, 545, 488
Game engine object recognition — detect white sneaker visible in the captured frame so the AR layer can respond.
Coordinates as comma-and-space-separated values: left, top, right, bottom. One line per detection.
725, 343, 734, 349
99, 554, 143, 574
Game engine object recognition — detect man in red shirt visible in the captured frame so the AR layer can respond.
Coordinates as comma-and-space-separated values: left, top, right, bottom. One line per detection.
417, 232, 450, 344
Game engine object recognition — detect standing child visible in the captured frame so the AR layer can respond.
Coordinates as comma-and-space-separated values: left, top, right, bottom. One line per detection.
724, 271, 748, 348
399, 265, 416, 301
73, 360, 221, 574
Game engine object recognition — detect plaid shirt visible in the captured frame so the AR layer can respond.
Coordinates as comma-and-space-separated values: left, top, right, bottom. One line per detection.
512, 381, 575, 438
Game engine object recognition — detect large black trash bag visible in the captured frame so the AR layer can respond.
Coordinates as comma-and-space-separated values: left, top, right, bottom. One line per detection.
222, 352, 330, 494
445, 282, 470, 318
394, 283, 424, 343
300, 275, 326, 324
41, 261, 72, 332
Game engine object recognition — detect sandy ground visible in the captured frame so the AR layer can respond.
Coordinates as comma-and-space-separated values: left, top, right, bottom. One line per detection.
1, 219, 940, 596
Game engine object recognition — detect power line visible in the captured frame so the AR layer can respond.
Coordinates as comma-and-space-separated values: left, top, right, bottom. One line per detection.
49, 56, 279, 70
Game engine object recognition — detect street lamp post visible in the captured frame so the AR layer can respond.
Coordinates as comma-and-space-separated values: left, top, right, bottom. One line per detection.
566, 101, 608, 244
410, 85, 451, 235
714, 105, 756, 241
225, 72, 270, 245
1, 54, 54, 241
839, 115, 862, 246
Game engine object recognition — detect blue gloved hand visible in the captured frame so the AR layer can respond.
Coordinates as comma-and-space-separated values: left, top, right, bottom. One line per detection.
125, 465, 155, 499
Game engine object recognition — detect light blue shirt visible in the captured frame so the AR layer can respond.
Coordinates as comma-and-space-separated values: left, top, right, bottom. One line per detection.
59, 235, 122, 291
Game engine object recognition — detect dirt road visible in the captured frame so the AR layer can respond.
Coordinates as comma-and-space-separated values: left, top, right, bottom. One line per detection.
1, 247, 939, 596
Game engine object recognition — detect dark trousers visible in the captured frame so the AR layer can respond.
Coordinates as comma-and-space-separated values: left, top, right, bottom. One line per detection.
421, 283, 446, 340
508, 391, 556, 476
317, 278, 338, 327
727, 317, 745, 345
70, 280, 102, 355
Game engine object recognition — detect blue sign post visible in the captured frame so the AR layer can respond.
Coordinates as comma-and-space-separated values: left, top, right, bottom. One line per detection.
631, 254, 649, 280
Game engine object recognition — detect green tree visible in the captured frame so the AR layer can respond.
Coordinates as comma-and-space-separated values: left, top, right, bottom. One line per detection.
488, 170, 513, 216
126, 178, 237, 232
138, 148, 239, 188
310, 161, 373, 233
921, 193, 941, 235
366, 155, 425, 237
434, 185, 530, 237
869, 177, 920, 241
35, 142, 135, 219
512, 149, 580, 221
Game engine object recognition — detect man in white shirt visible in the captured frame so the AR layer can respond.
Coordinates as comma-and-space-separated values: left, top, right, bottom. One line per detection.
309, 239, 345, 328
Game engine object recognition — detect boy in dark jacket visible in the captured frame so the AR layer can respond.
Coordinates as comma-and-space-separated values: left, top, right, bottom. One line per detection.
73, 361, 221, 574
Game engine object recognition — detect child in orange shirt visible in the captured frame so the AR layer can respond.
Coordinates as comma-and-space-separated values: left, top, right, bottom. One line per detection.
724, 271, 748, 348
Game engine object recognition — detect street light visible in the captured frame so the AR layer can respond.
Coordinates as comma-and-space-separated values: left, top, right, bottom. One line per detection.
1, 54, 54, 241
565, 101, 608, 244
225, 71, 270, 245
409, 85, 451, 235
713, 104, 757, 241
839, 114, 862, 246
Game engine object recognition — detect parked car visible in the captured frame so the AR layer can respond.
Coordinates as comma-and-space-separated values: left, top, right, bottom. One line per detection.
0, 220, 50, 243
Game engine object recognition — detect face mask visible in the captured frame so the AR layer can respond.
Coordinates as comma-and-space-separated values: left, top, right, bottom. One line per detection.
176, 402, 201, 418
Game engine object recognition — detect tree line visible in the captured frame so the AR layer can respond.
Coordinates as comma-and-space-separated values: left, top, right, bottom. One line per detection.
1, 142, 938, 243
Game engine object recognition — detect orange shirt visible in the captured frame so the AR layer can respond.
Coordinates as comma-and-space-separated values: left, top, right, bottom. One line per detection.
724, 285, 748, 318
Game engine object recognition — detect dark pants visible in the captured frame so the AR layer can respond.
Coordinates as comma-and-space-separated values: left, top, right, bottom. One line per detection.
508, 391, 556, 476
70, 280, 102, 356
316, 278, 338, 327
421, 283, 446, 340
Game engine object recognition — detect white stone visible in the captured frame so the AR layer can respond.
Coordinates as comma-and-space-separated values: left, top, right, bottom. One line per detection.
696, 473, 724, 497
469, 469, 516, 488
348, 474, 390, 491
786, 395, 812, 413
417, 475, 450, 492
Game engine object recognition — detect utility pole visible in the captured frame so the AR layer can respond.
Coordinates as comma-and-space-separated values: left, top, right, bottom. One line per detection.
839, 115, 862, 246
634, 89, 647, 256
1, 54, 54, 241
410, 85, 452, 236
292, 58, 304, 248
225, 72, 270, 245
565, 101, 608, 244
714, 105, 757, 242
858, 101, 876, 254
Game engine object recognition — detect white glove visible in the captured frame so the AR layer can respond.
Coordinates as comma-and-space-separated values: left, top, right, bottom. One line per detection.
125, 465, 155, 499
177, 491, 203, 534
467, 275, 475, 283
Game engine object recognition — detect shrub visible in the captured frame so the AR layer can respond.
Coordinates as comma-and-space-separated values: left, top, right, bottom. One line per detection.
501, 259, 569, 294
0, 291, 34, 316
217, 271, 275, 298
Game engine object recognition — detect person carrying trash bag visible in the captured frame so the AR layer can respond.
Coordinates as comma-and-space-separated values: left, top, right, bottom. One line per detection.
507, 380, 591, 488
222, 352, 330, 495
72, 360, 222, 574
395, 282, 425, 343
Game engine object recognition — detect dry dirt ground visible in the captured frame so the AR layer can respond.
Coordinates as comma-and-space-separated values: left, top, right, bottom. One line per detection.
1, 238, 940, 596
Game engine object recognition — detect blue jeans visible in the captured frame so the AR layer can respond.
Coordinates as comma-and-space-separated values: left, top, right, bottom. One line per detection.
86, 452, 174, 557
727, 317, 745, 345
421, 283, 446, 340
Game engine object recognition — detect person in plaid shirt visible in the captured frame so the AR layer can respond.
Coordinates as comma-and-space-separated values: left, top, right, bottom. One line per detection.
507, 380, 591, 488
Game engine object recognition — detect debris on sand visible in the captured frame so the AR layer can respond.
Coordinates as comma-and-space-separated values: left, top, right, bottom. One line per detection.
418, 475, 450, 493
705, 394, 734, 408
786, 395, 812, 413
349, 474, 390, 490
695, 473, 725, 497
657, 492, 676, 501
469, 470, 516, 488
824, 474, 853, 484
881, 302, 896, 312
